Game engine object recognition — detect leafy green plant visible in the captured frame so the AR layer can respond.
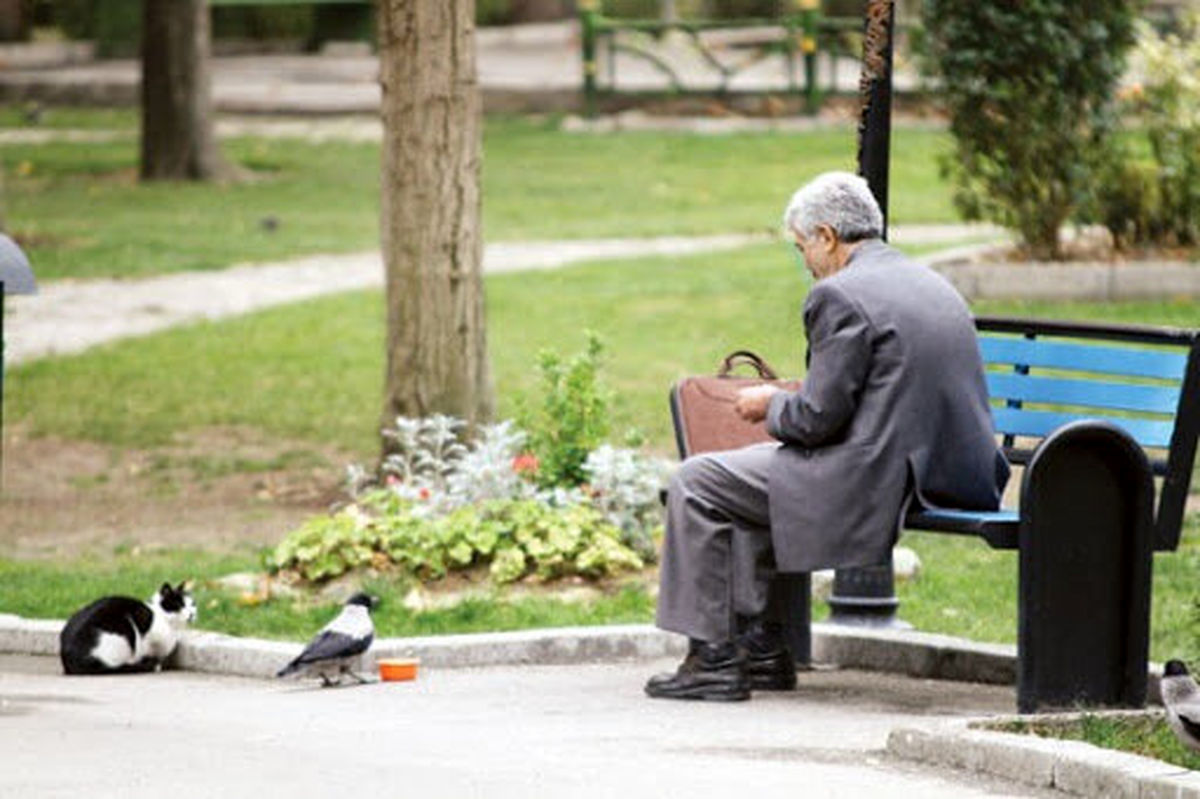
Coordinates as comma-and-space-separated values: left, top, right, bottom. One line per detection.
1097, 15, 1200, 249
922, 0, 1137, 259
268, 495, 644, 586
520, 332, 612, 488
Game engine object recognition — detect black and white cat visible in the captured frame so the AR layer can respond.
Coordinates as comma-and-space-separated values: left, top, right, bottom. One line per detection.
59, 582, 197, 675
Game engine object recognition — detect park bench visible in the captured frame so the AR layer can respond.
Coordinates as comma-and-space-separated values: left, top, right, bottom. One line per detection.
671, 316, 1200, 713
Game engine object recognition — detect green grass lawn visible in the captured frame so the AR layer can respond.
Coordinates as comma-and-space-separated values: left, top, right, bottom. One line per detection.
2, 113, 958, 280
7, 241, 1200, 647
993, 713, 1200, 772
0, 551, 655, 641
12, 241, 1200, 454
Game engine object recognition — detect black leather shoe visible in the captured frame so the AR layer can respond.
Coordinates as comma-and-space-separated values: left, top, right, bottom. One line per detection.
644, 640, 750, 701
738, 620, 797, 691
745, 648, 797, 691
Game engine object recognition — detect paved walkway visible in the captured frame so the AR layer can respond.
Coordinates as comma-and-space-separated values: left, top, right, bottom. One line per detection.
1, 653, 1053, 798
3, 226, 1000, 365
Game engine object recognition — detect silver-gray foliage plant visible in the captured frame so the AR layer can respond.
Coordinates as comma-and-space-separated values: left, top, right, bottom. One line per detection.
584, 444, 672, 560
350, 417, 668, 559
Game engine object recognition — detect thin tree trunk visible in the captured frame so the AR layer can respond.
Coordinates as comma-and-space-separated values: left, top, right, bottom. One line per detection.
377, 0, 494, 448
140, 0, 231, 181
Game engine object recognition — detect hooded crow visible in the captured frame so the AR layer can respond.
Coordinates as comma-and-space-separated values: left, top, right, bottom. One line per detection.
1161, 660, 1200, 754
277, 592, 377, 687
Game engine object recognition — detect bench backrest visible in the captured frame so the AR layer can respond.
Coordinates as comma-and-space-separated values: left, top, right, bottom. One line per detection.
976, 317, 1200, 551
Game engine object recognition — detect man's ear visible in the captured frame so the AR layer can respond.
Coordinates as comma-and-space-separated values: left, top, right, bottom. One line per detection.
816, 224, 839, 252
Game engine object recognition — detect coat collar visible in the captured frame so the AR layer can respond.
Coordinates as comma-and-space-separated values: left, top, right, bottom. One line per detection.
844, 237, 888, 269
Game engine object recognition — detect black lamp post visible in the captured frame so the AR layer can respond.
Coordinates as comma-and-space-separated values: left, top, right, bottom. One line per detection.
826, 0, 909, 629
0, 233, 37, 489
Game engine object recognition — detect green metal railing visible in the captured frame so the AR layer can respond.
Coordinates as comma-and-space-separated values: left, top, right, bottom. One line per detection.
578, 1, 910, 117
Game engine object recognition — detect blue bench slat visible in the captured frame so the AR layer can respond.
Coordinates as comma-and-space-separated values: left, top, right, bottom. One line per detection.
913, 508, 1020, 524
980, 337, 1188, 380
990, 406, 1176, 448
905, 507, 1019, 549
985, 372, 1181, 415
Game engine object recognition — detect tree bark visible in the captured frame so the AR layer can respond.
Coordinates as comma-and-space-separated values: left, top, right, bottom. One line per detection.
140, 0, 230, 181
0, 0, 27, 42
377, 0, 494, 447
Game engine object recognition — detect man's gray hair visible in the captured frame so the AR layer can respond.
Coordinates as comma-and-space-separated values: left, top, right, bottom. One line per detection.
783, 171, 884, 242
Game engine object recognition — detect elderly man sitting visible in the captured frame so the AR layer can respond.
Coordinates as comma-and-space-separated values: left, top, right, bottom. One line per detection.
646, 171, 1010, 701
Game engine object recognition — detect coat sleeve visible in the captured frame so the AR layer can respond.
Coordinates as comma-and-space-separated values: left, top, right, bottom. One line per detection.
766, 282, 873, 447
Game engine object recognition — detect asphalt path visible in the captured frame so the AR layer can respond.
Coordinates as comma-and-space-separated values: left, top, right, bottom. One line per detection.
1, 654, 1056, 798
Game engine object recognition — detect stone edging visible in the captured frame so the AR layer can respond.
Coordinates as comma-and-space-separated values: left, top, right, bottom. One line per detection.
888, 712, 1200, 798
924, 247, 1200, 301
0, 614, 1162, 700
0, 612, 1025, 681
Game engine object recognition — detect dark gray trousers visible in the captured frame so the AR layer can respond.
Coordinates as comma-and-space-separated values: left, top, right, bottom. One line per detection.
655, 443, 778, 643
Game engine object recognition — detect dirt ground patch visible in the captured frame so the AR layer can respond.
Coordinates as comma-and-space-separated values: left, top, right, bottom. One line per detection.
0, 425, 359, 560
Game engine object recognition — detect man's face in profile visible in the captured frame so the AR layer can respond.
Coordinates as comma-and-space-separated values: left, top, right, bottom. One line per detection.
792, 226, 839, 280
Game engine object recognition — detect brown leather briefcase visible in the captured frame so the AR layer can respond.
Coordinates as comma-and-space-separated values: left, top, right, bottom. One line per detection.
669, 351, 802, 459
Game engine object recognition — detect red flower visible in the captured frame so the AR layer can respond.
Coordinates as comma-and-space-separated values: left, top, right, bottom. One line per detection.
512, 452, 540, 476
418, 487, 431, 500
385, 474, 400, 486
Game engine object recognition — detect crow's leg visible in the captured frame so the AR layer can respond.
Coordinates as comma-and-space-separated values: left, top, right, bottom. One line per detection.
340, 663, 371, 684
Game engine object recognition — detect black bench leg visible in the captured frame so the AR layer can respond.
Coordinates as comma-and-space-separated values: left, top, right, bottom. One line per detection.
769, 573, 811, 667
1017, 421, 1155, 714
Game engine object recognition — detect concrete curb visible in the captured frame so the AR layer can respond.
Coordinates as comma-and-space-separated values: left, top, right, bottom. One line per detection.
888, 712, 1200, 798
0, 613, 1162, 705
933, 260, 1200, 302
1, 611, 1019, 682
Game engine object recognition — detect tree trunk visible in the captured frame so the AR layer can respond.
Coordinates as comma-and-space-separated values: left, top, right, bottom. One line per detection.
140, 0, 230, 181
0, 0, 26, 41
377, 0, 494, 448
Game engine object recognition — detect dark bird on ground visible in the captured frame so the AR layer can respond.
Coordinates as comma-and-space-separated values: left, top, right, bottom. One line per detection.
276, 592, 377, 687
1161, 660, 1200, 753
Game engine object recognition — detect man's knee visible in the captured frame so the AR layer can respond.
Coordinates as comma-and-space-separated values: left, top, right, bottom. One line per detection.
670, 454, 720, 498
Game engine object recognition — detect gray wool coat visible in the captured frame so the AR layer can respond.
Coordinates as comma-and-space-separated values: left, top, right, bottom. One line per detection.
765, 239, 1010, 572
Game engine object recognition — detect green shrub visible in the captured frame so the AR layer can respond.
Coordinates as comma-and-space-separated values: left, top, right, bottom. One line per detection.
268, 494, 644, 585
599, 0, 661, 19
212, 7, 314, 40
922, 0, 1137, 259
520, 332, 612, 489
1123, 16, 1200, 247
708, 0, 782, 17
1094, 158, 1162, 250
52, 0, 95, 39
477, 0, 514, 25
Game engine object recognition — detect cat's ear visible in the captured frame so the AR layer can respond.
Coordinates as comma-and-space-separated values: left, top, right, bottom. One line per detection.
176, 581, 190, 594
161, 582, 173, 595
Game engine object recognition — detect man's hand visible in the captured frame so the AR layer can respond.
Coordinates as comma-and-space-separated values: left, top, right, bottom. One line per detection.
735, 384, 781, 423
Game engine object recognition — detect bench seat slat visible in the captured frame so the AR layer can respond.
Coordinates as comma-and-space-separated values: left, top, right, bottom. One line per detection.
985, 372, 1181, 415
980, 337, 1188, 380
990, 406, 1175, 448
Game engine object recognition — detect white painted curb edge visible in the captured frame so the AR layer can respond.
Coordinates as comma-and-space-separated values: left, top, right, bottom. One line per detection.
888, 712, 1200, 798
0, 611, 1020, 680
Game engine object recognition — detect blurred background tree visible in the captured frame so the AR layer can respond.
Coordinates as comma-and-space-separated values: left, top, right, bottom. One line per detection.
921, 0, 1138, 259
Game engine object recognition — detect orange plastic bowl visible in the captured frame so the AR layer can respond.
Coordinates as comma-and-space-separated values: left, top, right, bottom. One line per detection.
378, 657, 420, 682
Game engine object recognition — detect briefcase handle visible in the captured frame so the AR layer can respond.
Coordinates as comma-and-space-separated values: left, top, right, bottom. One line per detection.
717, 350, 780, 380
